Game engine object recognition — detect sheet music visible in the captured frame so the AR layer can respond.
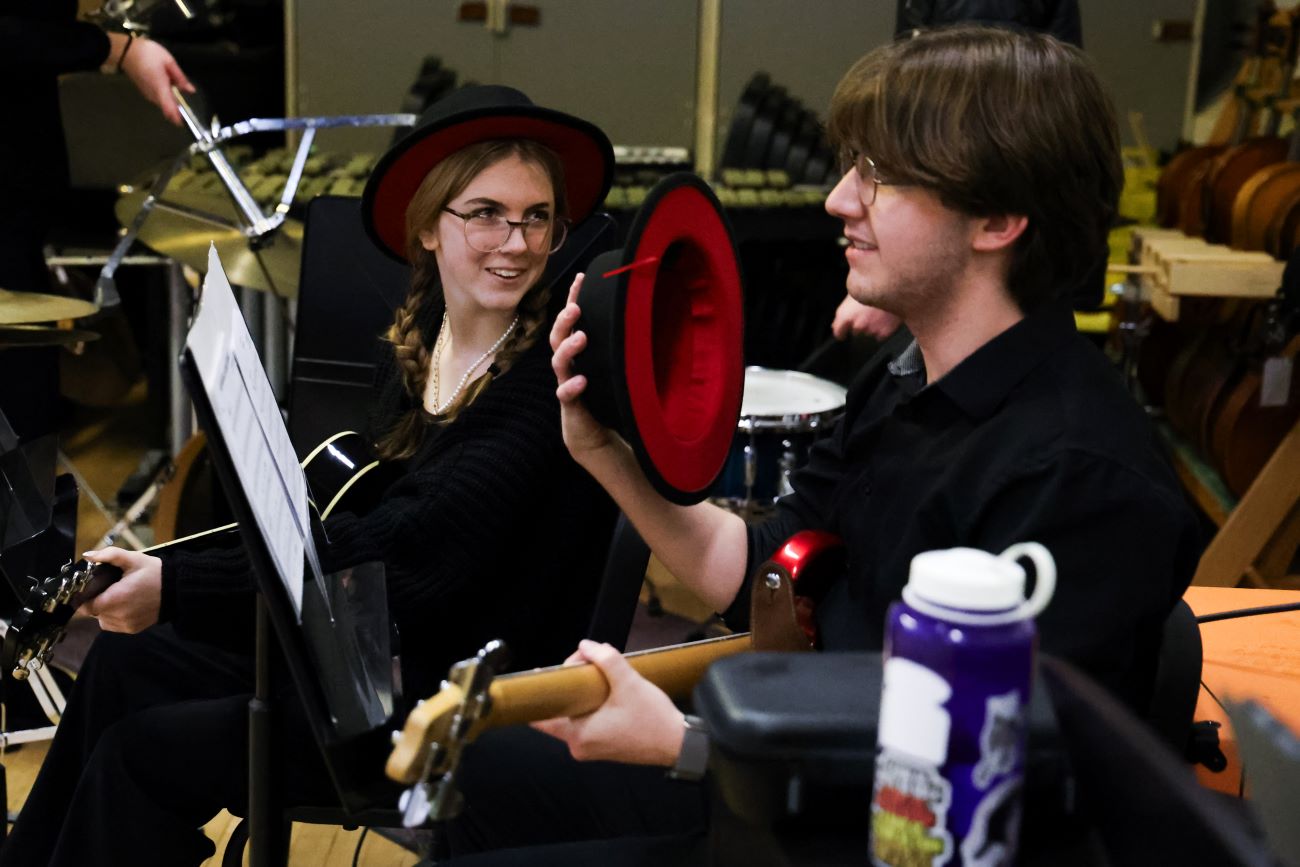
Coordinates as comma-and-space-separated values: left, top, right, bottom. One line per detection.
185, 245, 323, 618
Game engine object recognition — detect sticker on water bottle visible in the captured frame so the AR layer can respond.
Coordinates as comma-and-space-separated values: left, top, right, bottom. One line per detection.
960, 776, 1022, 866
872, 751, 953, 867
872, 658, 955, 867
973, 691, 1022, 790
961, 691, 1026, 866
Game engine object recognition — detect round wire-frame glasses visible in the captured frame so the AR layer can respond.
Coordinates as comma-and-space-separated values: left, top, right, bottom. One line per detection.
841, 152, 892, 206
442, 207, 569, 254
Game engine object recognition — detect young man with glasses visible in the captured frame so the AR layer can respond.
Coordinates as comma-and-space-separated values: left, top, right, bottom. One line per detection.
440, 25, 1200, 866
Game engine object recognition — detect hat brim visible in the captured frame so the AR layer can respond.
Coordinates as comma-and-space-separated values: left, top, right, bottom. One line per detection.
576, 173, 745, 505
363, 107, 614, 263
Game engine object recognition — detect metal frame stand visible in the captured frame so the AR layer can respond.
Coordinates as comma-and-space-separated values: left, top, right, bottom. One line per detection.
249, 596, 287, 866
94, 107, 419, 865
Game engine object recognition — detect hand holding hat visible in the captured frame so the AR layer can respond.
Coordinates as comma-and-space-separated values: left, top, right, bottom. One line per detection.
561, 173, 745, 505
551, 273, 619, 457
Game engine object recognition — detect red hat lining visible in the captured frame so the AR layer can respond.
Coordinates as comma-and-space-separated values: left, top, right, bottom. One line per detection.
623, 184, 744, 495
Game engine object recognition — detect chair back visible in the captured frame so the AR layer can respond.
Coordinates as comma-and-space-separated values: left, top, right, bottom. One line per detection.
1147, 597, 1204, 755
584, 513, 650, 651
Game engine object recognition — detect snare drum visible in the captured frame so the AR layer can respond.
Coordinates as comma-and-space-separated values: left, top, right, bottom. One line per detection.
712, 367, 847, 513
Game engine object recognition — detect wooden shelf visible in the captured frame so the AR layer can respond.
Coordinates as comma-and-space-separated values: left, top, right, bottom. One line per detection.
1193, 417, 1300, 588
1131, 228, 1285, 322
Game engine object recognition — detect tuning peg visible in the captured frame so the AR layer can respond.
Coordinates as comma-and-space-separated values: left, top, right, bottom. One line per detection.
429, 775, 465, 821
479, 639, 511, 674
399, 782, 433, 827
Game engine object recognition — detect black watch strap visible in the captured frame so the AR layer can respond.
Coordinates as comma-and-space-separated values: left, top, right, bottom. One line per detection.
667, 714, 709, 782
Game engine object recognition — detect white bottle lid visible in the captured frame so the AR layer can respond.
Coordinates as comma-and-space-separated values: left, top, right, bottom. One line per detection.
903, 543, 1057, 626
908, 547, 1025, 611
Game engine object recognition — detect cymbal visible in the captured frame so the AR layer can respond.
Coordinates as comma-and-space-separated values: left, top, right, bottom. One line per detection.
116, 183, 303, 298
0, 289, 99, 325
0, 325, 101, 349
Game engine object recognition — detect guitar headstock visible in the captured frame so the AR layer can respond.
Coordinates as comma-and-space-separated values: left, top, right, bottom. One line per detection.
2, 558, 122, 681
387, 639, 511, 826
386, 684, 468, 785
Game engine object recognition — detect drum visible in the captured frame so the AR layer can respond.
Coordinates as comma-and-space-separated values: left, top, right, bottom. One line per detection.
712, 367, 847, 515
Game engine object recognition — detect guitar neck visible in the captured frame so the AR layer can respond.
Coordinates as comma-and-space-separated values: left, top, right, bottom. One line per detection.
387, 530, 845, 786
387, 632, 753, 784
481, 633, 751, 731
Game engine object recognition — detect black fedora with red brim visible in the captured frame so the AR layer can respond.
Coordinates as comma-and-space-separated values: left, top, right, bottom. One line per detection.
362, 85, 615, 263
576, 173, 745, 505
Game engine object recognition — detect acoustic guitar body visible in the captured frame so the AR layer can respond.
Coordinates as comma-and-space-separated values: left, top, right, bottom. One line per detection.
1135, 316, 1184, 407
1162, 300, 1235, 439
1158, 145, 1226, 229
1216, 370, 1300, 496
1269, 188, 1300, 257
1192, 337, 1247, 456
152, 432, 230, 544
1172, 332, 1231, 453
1231, 161, 1300, 249
1206, 137, 1290, 244
1214, 333, 1300, 496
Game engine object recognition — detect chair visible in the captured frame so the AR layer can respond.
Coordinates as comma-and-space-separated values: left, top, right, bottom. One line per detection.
1042, 654, 1275, 866
1146, 597, 1204, 756
583, 513, 651, 651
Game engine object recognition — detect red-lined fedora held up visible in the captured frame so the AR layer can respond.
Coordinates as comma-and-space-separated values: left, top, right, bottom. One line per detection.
361, 85, 615, 263
575, 173, 745, 505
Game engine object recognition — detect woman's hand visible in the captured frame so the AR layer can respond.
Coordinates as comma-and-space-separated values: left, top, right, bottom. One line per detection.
531, 640, 685, 767
79, 546, 163, 634
550, 274, 619, 462
108, 32, 195, 126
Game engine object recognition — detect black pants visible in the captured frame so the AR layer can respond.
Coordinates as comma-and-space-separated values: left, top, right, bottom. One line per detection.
440, 726, 709, 866
0, 624, 334, 867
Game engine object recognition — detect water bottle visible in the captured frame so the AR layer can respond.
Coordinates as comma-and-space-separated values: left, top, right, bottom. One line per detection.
870, 543, 1056, 867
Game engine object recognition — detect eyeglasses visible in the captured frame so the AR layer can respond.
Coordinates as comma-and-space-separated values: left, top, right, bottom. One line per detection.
840, 152, 893, 206
442, 207, 569, 254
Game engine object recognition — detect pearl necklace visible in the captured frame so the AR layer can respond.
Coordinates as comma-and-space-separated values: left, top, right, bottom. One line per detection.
431, 311, 518, 415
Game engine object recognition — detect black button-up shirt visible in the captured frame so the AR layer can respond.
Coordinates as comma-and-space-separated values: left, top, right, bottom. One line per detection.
741, 301, 1202, 712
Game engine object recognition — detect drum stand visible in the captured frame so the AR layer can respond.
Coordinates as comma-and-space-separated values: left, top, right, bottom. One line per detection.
721, 429, 800, 523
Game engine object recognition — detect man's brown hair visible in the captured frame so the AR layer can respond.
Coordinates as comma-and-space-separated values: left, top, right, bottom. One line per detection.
827, 26, 1122, 311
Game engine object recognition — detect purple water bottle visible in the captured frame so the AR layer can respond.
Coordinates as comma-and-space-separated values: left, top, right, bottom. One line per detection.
870, 543, 1056, 867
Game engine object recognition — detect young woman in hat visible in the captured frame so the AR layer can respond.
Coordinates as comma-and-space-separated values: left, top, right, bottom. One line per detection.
1, 86, 617, 867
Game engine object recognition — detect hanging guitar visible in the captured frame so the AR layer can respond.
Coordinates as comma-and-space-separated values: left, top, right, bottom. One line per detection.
1209, 272, 1300, 495
1, 430, 398, 681
1157, 3, 1275, 230
384, 529, 845, 825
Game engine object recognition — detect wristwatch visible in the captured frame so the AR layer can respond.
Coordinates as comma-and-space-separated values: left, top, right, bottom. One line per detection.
667, 714, 710, 782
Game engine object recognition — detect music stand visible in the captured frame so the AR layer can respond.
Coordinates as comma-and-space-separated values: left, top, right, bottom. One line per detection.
179, 246, 397, 865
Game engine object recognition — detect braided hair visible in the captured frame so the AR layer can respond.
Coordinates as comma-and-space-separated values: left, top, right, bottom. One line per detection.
374, 139, 568, 461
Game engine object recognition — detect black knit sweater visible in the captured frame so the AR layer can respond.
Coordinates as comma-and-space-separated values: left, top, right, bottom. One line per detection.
159, 310, 617, 705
